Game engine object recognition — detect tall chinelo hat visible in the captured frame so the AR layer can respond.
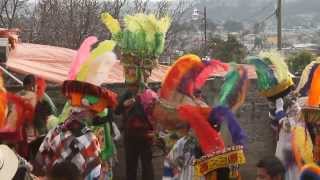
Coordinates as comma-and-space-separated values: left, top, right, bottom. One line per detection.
101, 12, 171, 87
248, 50, 294, 101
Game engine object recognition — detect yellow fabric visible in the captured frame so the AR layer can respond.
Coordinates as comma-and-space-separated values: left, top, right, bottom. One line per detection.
76, 40, 116, 81
101, 13, 121, 34
193, 148, 246, 176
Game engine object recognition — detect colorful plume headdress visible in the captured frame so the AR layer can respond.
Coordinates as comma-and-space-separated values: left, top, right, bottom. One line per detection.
218, 64, 249, 111
68, 36, 98, 80
306, 65, 320, 108
295, 59, 320, 97
160, 54, 228, 100
101, 12, 171, 64
291, 126, 314, 170
248, 50, 294, 99
62, 80, 118, 112
300, 164, 320, 180
300, 64, 320, 124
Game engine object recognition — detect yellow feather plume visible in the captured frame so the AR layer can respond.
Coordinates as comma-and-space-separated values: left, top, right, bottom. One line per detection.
101, 12, 121, 34
295, 59, 320, 94
77, 40, 116, 81
124, 14, 171, 41
157, 16, 171, 33
124, 15, 144, 32
259, 50, 292, 83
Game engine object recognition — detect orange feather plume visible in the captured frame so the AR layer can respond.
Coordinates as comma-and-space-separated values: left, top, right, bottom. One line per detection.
0, 71, 7, 128
308, 66, 320, 107
160, 54, 203, 99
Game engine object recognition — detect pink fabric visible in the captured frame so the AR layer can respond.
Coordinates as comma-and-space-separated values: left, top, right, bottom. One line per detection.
6, 43, 258, 84
139, 89, 158, 112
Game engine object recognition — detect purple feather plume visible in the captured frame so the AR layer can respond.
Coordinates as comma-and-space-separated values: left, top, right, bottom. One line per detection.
209, 106, 247, 146
229, 68, 248, 108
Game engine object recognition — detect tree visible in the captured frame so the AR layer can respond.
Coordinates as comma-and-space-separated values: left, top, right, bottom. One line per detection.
287, 50, 315, 75
0, 0, 28, 28
206, 34, 247, 63
5, 0, 194, 58
223, 20, 243, 32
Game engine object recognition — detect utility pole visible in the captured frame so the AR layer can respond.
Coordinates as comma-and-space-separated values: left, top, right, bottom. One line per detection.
276, 0, 282, 50
204, 6, 207, 57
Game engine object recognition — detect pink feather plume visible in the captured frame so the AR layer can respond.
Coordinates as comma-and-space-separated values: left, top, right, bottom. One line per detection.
195, 60, 229, 90
68, 36, 98, 80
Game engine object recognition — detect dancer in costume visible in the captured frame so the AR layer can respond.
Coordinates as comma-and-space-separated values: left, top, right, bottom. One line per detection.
101, 12, 171, 180
297, 58, 320, 166
160, 55, 248, 180
248, 51, 313, 180
0, 73, 48, 159
37, 38, 119, 180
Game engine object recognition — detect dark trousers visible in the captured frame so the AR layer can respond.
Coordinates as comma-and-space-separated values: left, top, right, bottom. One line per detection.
125, 136, 154, 180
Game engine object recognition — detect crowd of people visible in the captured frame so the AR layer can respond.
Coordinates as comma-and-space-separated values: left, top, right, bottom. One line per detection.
0, 11, 320, 180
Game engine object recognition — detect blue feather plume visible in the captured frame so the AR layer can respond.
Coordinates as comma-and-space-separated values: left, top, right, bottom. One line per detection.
209, 106, 247, 146
248, 57, 278, 90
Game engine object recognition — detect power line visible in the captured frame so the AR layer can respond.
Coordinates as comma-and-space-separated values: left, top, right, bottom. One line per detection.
243, 1, 275, 22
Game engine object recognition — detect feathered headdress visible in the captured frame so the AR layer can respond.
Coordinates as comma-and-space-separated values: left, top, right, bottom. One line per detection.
295, 58, 320, 97
48, 38, 118, 128
68, 36, 98, 80
76, 40, 116, 83
248, 50, 294, 99
101, 12, 171, 86
301, 65, 320, 123
101, 12, 170, 61
218, 64, 249, 111
291, 126, 313, 170
300, 164, 320, 180
62, 80, 117, 112
160, 54, 228, 100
